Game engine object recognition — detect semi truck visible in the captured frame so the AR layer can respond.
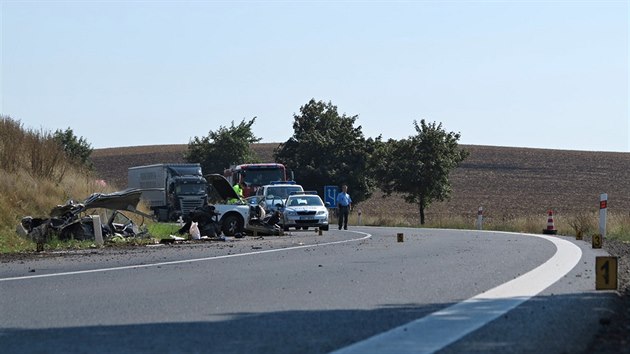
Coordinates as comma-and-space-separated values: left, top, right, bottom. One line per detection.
128, 163, 208, 222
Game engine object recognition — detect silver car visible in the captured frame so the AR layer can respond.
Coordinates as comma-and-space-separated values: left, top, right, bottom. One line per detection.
281, 193, 329, 231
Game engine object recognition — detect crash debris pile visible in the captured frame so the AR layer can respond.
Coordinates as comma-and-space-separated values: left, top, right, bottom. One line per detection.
16, 189, 151, 246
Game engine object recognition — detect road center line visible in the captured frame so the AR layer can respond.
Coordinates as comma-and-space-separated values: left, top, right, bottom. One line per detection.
0, 232, 372, 282
332, 232, 583, 354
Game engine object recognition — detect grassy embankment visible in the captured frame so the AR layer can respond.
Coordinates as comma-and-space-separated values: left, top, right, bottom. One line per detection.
0, 118, 170, 253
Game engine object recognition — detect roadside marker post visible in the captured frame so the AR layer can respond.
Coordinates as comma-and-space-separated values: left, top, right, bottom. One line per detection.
477, 207, 483, 230
595, 256, 618, 290
599, 193, 608, 239
92, 215, 104, 246
357, 209, 362, 226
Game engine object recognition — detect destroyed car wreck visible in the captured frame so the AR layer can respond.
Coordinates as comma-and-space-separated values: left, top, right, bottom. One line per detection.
16, 188, 154, 244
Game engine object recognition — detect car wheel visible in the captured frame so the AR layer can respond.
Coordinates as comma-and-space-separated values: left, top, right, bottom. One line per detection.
222, 214, 243, 236
302, 227, 308, 230
321, 225, 329, 231
283, 225, 289, 231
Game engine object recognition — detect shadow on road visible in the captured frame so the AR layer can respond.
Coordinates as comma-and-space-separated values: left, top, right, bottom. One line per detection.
0, 291, 621, 354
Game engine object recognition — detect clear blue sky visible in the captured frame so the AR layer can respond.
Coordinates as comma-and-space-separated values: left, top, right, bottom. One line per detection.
1, 0, 628, 152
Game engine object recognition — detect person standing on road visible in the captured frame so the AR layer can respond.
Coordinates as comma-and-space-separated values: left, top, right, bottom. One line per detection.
336, 184, 352, 230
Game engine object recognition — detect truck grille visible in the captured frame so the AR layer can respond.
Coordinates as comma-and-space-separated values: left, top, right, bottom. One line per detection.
180, 198, 205, 214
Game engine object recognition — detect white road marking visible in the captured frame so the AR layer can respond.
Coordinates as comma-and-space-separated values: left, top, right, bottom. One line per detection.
0, 232, 372, 282
332, 232, 583, 354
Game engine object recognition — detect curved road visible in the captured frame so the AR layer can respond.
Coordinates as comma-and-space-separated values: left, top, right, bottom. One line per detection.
0, 227, 617, 353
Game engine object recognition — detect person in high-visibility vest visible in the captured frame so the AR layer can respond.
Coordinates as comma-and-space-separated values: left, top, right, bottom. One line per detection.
233, 181, 243, 198
230, 181, 244, 204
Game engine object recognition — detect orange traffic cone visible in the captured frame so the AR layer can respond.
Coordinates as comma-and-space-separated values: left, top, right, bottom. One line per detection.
542, 210, 557, 235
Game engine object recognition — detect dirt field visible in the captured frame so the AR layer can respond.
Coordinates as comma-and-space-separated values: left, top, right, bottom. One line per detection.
92, 143, 630, 219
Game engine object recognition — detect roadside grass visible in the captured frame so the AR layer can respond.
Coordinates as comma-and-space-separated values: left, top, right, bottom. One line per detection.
3, 210, 628, 254
343, 210, 630, 242
147, 222, 182, 239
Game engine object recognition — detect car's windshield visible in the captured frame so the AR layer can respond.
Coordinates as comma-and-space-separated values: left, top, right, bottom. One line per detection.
287, 196, 323, 207
267, 186, 303, 199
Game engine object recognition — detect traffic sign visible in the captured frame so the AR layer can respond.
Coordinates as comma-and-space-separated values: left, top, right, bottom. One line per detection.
324, 185, 338, 208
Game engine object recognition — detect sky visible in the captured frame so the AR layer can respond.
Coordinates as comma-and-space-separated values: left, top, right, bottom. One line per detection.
1, 0, 628, 152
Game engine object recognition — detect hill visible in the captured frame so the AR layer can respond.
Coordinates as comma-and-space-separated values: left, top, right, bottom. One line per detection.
91, 143, 630, 222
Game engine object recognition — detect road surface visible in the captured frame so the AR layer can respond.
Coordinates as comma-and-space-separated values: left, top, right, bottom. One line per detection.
0, 227, 617, 353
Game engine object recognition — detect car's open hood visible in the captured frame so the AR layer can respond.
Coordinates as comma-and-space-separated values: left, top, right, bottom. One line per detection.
49, 188, 149, 218
205, 174, 240, 201
83, 188, 144, 211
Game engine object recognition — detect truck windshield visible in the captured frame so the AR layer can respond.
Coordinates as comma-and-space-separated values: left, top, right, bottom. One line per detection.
176, 184, 206, 195
243, 169, 283, 186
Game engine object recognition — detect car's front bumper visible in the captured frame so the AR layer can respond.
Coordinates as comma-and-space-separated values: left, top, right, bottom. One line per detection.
282, 215, 329, 228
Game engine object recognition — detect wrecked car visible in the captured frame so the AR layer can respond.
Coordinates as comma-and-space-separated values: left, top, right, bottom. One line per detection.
16, 188, 154, 244
176, 174, 281, 237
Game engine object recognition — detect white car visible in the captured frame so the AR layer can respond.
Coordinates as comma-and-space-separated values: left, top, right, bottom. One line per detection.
255, 182, 304, 213
205, 174, 251, 236
281, 192, 329, 231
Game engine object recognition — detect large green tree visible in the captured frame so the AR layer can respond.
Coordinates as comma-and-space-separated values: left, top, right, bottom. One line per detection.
274, 99, 379, 204
53, 127, 93, 169
184, 118, 261, 174
375, 119, 469, 224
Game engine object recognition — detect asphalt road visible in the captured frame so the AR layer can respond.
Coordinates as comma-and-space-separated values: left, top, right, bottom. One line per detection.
0, 227, 618, 353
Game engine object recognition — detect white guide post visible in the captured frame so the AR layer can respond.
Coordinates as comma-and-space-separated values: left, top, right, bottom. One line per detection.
93, 215, 104, 246
599, 193, 607, 239
477, 207, 483, 230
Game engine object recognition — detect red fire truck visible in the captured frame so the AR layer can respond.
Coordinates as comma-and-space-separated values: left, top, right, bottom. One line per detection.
223, 163, 293, 197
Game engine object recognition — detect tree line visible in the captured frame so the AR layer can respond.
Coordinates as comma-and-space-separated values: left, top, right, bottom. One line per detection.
184, 99, 469, 224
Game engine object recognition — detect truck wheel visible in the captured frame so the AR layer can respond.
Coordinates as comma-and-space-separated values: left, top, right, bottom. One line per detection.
222, 214, 243, 236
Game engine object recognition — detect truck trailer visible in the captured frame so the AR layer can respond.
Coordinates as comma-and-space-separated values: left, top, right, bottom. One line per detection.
128, 163, 207, 222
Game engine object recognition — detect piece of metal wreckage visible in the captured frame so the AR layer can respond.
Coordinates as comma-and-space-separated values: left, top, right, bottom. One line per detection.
16, 188, 156, 244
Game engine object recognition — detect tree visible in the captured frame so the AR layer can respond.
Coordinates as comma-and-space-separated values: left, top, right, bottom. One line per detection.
375, 119, 469, 224
274, 99, 379, 204
184, 118, 262, 174
53, 127, 93, 169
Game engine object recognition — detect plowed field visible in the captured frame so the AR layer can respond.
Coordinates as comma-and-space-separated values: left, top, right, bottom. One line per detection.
92, 143, 630, 221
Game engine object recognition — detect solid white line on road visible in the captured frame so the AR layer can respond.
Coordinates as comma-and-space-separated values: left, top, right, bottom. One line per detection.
332, 233, 583, 354
0, 232, 372, 282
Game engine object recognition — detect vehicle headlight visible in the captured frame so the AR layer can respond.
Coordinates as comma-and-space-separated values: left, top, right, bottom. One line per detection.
286, 210, 297, 216
316, 210, 327, 215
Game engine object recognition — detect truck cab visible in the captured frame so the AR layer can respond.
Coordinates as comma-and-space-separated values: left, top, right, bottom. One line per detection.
128, 163, 208, 222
